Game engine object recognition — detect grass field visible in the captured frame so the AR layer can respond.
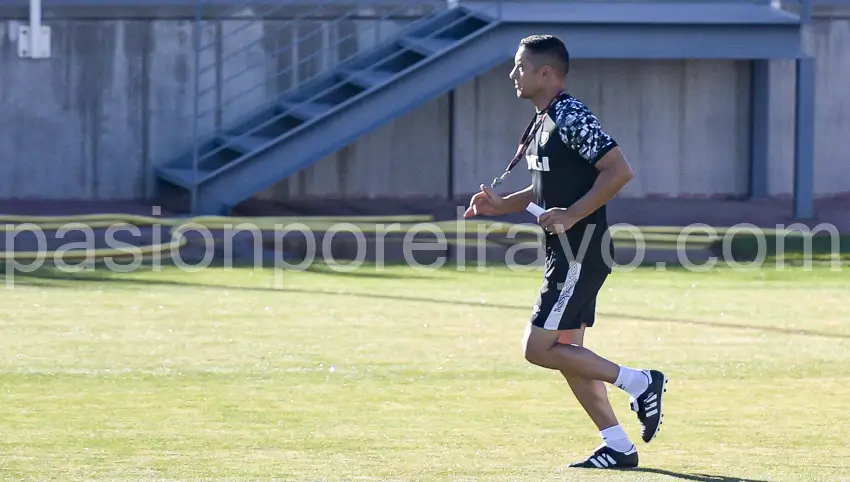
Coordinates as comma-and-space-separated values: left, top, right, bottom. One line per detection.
1, 260, 849, 481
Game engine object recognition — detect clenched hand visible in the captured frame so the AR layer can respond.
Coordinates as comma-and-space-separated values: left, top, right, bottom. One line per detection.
464, 184, 506, 218
537, 207, 579, 234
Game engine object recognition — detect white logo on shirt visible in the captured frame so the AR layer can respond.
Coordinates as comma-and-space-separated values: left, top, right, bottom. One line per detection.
526, 154, 550, 172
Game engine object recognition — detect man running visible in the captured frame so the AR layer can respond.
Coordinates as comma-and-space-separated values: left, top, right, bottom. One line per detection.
464, 34, 667, 470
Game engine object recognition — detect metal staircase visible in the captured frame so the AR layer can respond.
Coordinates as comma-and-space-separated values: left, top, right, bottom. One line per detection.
154, 0, 811, 215
155, 1, 506, 215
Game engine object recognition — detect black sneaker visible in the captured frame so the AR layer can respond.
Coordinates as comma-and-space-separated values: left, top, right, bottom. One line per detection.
569, 444, 639, 469
629, 369, 668, 443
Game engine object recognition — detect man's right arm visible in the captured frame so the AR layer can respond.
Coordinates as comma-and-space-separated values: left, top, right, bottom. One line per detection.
499, 184, 535, 214
465, 183, 534, 218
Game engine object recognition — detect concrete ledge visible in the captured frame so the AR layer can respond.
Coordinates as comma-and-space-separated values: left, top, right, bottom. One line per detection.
0, 1, 445, 19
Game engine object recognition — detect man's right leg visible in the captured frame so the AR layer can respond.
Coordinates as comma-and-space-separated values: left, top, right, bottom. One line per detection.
527, 259, 668, 447
557, 327, 635, 456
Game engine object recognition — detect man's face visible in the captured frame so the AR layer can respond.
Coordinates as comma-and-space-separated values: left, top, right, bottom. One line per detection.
509, 46, 543, 99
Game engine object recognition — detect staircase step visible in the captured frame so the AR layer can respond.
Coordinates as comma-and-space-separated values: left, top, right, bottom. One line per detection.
339, 68, 396, 90
219, 134, 273, 155
279, 100, 335, 120
158, 167, 213, 188
407, 7, 493, 38
399, 36, 455, 56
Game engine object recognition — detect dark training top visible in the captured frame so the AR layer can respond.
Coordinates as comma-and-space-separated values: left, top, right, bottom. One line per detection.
524, 92, 618, 270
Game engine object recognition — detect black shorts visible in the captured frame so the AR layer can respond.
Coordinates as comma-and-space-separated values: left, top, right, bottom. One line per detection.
529, 247, 609, 331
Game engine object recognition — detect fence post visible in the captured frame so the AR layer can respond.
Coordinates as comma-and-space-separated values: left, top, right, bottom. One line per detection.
191, 0, 202, 212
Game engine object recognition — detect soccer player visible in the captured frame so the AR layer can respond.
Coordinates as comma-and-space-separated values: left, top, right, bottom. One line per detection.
464, 34, 667, 470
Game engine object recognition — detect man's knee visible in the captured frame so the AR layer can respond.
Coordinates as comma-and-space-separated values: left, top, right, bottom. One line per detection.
522, 324, 559, 367
522, 324, 585, 368
523, 342, 545, 366
558, 330, 584, 380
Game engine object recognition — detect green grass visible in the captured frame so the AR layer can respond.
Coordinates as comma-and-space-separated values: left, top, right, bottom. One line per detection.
1, 262, 849, 481
471, 226, 850, 263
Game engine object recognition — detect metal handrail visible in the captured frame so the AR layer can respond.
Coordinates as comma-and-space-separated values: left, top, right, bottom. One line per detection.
197, 3, 446, 78
194, 1, 447, 121
189, 0, 361, 193
198, 0, 323, 53
191, 1, 503, 179
191, 2, 450, 149
192, 4, 461, 169
197, 4, 341, 76
196, 2, 443, 99
195, 4, 347, 98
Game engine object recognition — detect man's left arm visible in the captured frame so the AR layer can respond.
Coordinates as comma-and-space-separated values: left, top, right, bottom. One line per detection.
565, 146, 634, 222
538, 102, 634, 232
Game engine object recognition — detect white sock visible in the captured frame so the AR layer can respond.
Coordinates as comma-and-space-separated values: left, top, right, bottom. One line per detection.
600, 425, 634, 453
614, 366, 649, 399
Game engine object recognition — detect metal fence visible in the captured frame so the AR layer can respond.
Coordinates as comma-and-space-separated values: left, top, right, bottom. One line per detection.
186, 1, 465, 184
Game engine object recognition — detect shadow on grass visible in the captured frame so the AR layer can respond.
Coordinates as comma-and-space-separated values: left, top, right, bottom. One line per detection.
718, 232, 850, 263
627, 468, 770, 481
3, 261, 428, 283
8, 265, 849, 341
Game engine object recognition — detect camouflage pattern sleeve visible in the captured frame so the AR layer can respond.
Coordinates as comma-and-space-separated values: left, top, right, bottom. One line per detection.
554, 97, 618, 165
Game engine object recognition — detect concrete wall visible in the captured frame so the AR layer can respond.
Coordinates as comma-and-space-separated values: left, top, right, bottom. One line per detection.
0, 12, 424, 200
0, 7, 848, 202
767, 16, 850, 198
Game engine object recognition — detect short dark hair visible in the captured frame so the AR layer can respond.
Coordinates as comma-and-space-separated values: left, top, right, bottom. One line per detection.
519, 34, 570, 77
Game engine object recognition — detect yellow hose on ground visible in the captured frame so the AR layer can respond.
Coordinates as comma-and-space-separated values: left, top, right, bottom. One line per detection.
0, 212, 814, 262
0, 213, 435, 261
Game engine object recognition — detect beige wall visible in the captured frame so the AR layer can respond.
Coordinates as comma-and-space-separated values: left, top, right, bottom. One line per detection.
447, 59, 752, 200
